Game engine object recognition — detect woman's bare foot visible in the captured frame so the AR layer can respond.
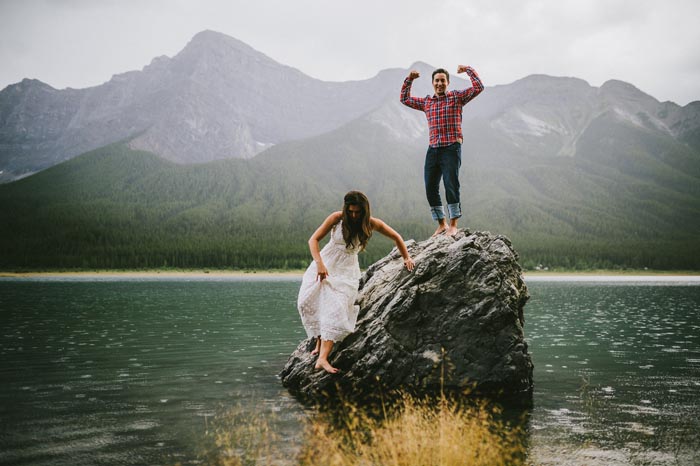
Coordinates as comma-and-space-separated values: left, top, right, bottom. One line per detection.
315, 359, 339, 374
432, 225, 447, 237
311, 339, 321, 356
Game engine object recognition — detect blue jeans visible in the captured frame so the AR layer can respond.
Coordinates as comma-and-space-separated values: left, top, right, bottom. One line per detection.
424, 142, 462, 221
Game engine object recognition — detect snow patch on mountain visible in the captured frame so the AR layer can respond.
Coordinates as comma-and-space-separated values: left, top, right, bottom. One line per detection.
491, 108, 565, 137
367, 100, 425, 141
611, 107, 672, 134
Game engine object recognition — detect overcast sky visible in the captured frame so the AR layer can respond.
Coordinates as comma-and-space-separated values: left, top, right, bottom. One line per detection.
1, 0, 699, 105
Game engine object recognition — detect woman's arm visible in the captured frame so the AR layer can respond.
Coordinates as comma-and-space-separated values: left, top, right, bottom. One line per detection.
308, 211, 342, 281
370, 217, 415, 271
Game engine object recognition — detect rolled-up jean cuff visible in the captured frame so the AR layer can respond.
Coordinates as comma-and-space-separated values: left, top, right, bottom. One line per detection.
430, 205, 445, 221
447, 203, 461, 219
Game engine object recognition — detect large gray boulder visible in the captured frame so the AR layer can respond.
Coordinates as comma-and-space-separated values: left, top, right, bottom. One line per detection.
280, 229, 533, 405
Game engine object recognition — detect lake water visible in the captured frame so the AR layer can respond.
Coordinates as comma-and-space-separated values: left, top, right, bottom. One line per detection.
1, 276, 699, 465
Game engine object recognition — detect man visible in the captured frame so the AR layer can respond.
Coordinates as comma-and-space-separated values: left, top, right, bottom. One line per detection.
400, 65, 484, 236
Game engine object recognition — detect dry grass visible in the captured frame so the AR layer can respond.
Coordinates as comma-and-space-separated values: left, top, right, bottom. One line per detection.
297, 392, 526, 466
196, 392, 526, 466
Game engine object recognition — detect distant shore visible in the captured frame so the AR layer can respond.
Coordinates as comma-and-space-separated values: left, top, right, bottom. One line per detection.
0, 269, 305, 279
523, 269, 700, 276
1, 268, 698, 279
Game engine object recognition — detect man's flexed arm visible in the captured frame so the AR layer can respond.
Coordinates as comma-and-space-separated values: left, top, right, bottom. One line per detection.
400, 70, 426, 111
456, 65, 484, 105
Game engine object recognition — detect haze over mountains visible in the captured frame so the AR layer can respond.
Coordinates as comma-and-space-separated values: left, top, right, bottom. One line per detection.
1, 30, 699, 270
2, 29, 699, 182
0, 30, 414, 181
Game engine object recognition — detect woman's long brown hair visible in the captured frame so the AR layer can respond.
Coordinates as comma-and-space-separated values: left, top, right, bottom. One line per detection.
342, 191, 372, 250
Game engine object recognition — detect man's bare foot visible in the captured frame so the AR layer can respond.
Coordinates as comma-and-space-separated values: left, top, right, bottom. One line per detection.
314, 359, 339, 374
447, 225, 459, 236
432, 225, 447, 237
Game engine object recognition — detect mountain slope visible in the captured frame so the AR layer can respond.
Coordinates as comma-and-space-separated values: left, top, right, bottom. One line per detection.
3, 30, 698, 185
1, 32, 699, 270
0, 30, 411, 182
2, 102, 698, 270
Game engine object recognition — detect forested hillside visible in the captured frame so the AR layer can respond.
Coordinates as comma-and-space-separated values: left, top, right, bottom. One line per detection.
2, 31, 699, 271
1, 139, 698, 271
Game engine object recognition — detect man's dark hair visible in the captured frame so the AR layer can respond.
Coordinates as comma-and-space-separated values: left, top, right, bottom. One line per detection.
432, 68, 450, 82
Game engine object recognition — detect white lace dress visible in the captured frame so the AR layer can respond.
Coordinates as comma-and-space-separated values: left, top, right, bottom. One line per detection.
297, 221, 362, 342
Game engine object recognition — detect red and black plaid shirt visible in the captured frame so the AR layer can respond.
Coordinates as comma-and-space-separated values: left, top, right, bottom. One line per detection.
400, 67, 484, 147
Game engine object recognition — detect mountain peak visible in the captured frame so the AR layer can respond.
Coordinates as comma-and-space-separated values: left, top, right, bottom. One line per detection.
514, 74, 591, 88
19, 78, 54, 90
184, 29, 258, 55
408, 61, 435, 71
192, 29, 229, 41
173, 29, 278, 73
600, 79, 640, 92
0, 78, 56, 94
600, 79, 656, 102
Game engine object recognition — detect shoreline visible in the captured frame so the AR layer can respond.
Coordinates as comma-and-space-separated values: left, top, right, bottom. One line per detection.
1, 269, 699, 280
0, 269, 305, 279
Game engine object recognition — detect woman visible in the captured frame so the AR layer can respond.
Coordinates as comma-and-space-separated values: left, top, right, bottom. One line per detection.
297, 191, 415, 373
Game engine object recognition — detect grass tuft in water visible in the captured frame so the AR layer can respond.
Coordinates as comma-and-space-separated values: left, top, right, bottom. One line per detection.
195, 392, 526, 466
297, 391, 526, 466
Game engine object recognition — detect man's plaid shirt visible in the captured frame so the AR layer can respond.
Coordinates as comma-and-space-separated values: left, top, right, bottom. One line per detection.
400, 67, 484, 148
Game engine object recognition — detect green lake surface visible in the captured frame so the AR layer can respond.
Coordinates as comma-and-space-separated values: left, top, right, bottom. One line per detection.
1, 276, 699, 465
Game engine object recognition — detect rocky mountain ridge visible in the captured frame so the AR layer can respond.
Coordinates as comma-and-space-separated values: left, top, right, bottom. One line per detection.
1, 30, 698, 184
0, 30, 407, 181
